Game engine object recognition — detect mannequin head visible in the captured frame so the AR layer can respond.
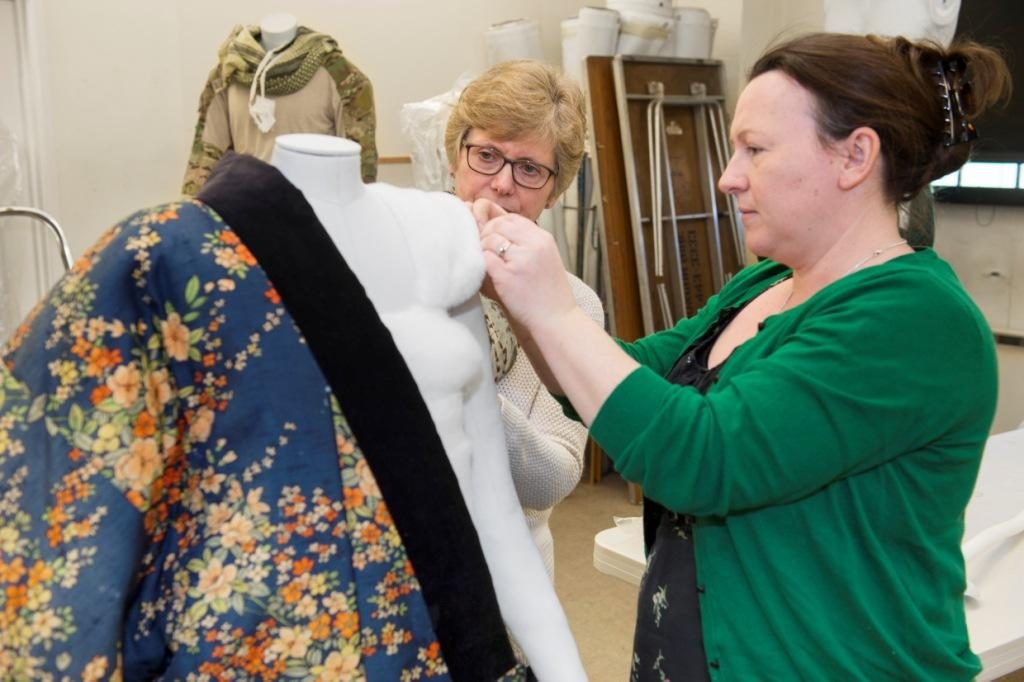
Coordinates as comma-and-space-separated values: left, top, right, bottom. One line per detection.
271, 134, 363, 206
823, 0, 960, 47
259, 13, 298, 52
445, 60, 586, 221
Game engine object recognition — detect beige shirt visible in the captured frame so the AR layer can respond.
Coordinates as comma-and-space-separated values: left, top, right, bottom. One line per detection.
201, 67, 344, 162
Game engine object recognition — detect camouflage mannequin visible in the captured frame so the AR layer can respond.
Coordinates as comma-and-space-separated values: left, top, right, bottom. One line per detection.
182, 23, 377, 195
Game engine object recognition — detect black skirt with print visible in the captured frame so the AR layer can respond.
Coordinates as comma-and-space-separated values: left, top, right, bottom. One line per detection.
631, 306, 740, 682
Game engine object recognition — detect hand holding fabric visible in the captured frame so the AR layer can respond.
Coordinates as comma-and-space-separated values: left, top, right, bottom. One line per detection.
474, 198, 577, 336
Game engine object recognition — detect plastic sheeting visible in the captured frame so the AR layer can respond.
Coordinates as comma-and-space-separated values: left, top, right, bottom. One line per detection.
0, 122, 26, 342
484, 18, 543, 67
399, 80, 600, 292
399, 74, 473, 192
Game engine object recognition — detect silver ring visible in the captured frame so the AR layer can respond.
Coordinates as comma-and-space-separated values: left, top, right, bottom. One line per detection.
497, 241, 511, 259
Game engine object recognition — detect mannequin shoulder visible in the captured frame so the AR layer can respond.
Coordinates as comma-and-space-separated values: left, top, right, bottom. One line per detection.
366, 185, 484, 308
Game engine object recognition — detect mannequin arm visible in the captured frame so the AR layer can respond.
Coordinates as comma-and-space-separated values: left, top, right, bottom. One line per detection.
449, 296, 587, 681
183, 83, 231, 196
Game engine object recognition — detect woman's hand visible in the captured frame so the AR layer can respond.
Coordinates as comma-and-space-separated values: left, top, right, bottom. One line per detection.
471, 199, 577, 336
465, 198, 506, 301
466, 197, 507, 228
467, 199, 637, 423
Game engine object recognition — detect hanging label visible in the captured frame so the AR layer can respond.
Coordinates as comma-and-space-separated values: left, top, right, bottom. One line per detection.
250, 95, 277, 133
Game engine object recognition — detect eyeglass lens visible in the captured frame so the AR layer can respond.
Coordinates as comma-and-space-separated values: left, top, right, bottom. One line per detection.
466, 145, 553, 189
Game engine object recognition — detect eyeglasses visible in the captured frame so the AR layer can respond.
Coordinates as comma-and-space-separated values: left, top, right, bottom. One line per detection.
463, 143, 557, 190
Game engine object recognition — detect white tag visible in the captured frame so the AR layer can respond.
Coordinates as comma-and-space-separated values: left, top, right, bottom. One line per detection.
250, 95, 276, 133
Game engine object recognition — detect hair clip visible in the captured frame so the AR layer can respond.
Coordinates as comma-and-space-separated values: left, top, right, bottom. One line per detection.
934, 56, 978, 147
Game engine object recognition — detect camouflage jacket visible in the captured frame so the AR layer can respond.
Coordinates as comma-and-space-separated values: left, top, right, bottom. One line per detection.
182, 25, 377, 195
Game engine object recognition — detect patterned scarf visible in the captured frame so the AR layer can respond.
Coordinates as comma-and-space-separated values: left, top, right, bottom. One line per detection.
481, 296, 518, 382
216, 25, 338, 96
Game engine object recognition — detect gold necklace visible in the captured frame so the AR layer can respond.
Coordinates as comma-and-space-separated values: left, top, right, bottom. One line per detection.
778, 238, 909, 313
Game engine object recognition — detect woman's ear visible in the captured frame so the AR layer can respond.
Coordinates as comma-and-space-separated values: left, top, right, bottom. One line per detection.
545, 186, 561, 209
837, 126, 881, 191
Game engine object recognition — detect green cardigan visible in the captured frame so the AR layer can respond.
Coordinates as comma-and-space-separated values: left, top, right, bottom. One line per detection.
592, 250, 996, 680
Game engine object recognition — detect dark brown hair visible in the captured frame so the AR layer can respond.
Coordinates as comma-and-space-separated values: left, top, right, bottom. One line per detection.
751, 32, 1011, 203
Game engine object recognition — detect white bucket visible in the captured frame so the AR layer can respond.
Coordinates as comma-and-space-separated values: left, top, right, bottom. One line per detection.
579, 6, 620, 56
615, 7, 673, 56
485, 18, 543, 66
672, 7, 717, 59
607, 0, 672, 18
563, 8, 619, 84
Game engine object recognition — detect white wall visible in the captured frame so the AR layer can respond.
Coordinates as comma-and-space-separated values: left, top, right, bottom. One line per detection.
3, 0, 745, 328
2, 0, 594, 262
6, 0, 1022, 433
675, 0, 744, 110
6, 1, 749, 260
740, 0, 824, 81
933, 205, 1024, 334
934, 204, 1024, 434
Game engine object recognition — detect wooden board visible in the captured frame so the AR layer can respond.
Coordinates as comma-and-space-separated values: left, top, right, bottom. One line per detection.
586, 55, 743, 339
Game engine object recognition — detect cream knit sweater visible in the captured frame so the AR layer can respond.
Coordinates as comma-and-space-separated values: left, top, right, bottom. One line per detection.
496, 273, 604, 580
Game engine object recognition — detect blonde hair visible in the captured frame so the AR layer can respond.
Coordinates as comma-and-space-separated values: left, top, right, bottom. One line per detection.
445, 60, 586, 200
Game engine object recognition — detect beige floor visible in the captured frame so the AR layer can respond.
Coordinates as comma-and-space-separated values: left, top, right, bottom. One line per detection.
550, 471, 640, 681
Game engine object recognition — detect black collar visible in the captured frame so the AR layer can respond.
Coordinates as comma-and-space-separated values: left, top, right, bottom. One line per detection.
197, 152, 515, 679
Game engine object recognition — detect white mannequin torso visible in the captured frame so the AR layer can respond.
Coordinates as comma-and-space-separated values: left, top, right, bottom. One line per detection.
271, 135, 415, 313
270, 134, 585, 681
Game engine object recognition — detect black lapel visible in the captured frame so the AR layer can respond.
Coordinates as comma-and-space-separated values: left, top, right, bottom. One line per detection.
197, 152, 515, 679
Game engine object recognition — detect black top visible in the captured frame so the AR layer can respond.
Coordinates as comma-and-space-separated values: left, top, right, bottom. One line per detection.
633, 306, 741, 682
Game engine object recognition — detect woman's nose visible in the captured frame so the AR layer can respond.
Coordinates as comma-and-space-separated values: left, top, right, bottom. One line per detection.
490, 163, 516, 194
718, 153, 745, 195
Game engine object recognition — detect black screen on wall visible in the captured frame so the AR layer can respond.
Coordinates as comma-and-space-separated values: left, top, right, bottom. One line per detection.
953, 0, 1022, 163
932, 0, 1022, 204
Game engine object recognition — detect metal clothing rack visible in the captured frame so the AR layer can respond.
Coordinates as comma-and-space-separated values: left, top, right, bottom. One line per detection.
0, 205, 73, 272
585, 54, 745, 343
584, 56, 747, 492
612, 55, 744, 335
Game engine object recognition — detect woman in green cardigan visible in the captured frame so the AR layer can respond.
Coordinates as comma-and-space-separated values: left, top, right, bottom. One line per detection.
473, 33, 1010, 681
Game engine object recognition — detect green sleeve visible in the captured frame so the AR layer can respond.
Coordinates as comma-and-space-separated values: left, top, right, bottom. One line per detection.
616, 260, 786, 374
555, 328, 711, 423
557, 260, 784, 421
325, 54, 378, 183
182, 68, 226, 196
590, 275, 997, 517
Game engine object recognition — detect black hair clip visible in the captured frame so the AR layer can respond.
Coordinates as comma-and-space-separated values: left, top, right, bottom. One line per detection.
934, 56, 978, 147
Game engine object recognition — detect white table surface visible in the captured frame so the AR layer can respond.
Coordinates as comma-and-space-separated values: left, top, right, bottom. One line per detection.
964, 427, 1024, 680
593, 427, 1024, 679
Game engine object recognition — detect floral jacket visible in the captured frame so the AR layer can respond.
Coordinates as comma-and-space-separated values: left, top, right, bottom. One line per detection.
0, 154, 520, 680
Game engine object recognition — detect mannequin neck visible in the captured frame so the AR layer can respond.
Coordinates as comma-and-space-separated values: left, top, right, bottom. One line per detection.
259, 12, 298, 52
271, 134, 364, 206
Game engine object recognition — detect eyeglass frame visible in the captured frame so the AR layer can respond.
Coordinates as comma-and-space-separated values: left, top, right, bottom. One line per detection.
461, 142, 558, 190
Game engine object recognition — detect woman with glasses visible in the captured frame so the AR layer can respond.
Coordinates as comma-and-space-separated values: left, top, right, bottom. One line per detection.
444, 60, 604, 587
473, 34, 1010, 680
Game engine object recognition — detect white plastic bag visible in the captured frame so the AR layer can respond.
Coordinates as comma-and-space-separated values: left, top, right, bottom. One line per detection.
0, 122, 26, 342
399, 74, 475, 192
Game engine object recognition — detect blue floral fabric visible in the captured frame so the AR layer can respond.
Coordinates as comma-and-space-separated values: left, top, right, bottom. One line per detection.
0, 200, 471, 680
